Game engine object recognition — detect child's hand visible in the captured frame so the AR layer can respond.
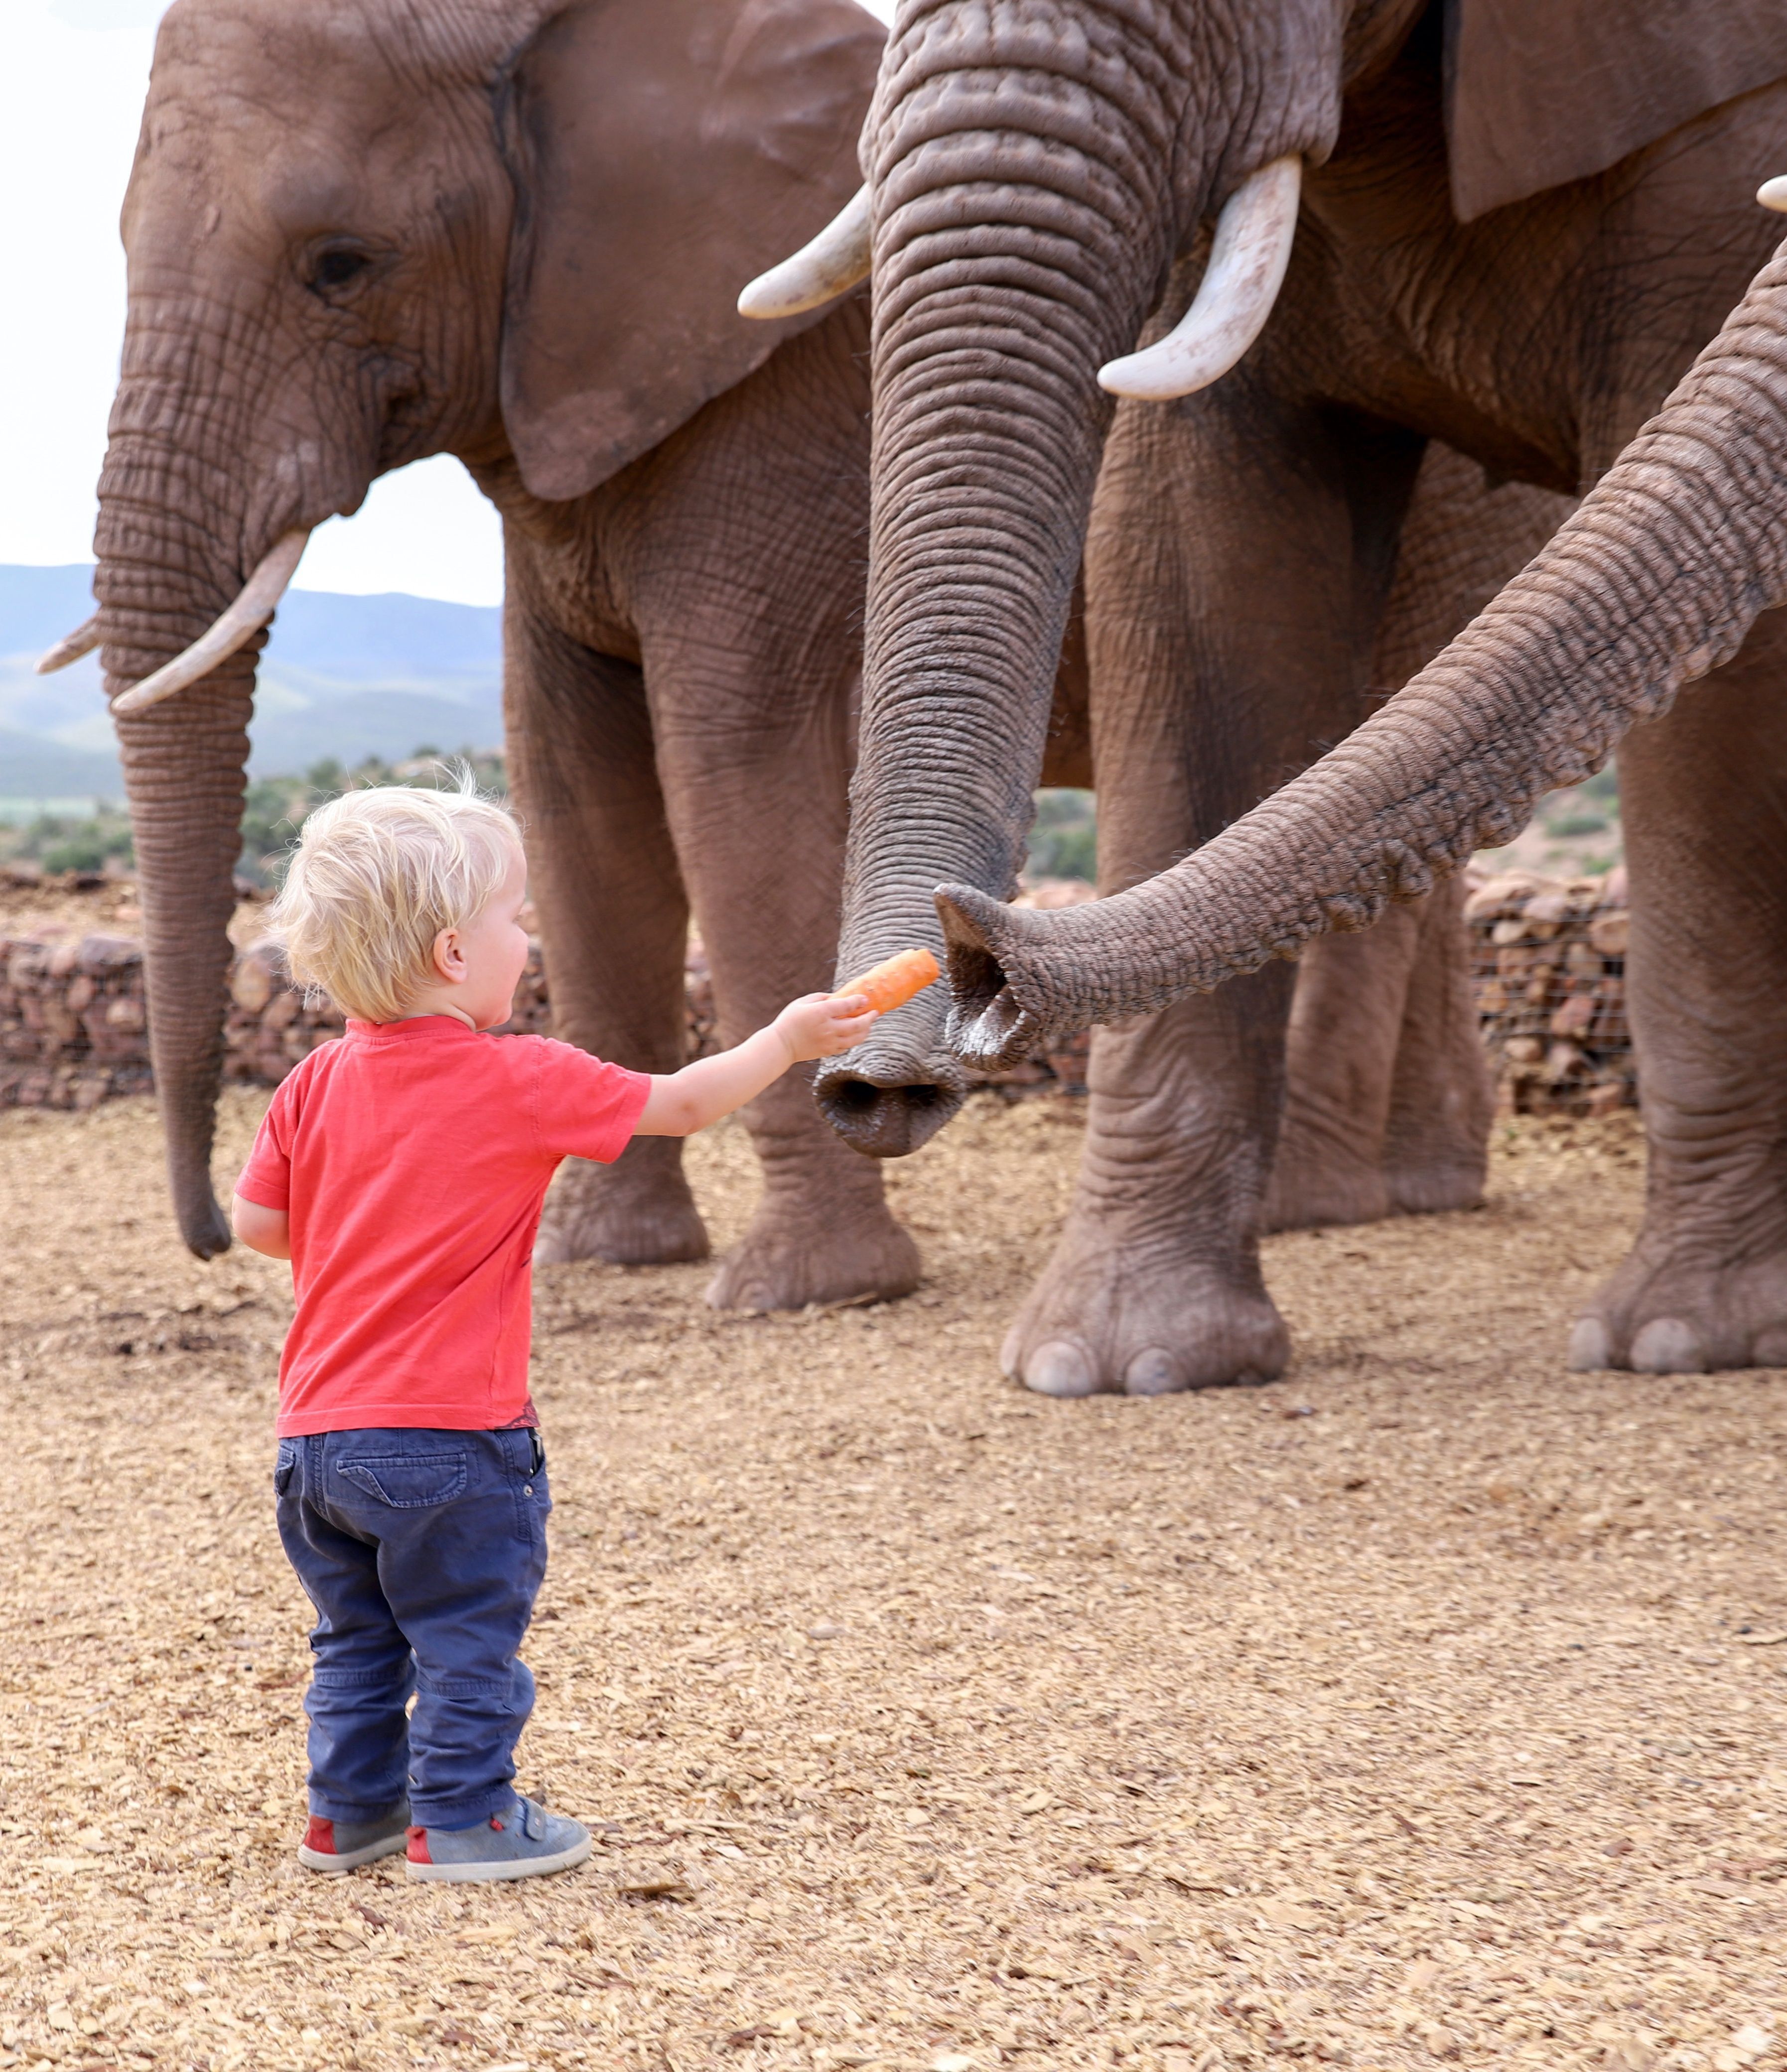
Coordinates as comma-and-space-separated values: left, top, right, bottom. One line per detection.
775, 991, 877, 1062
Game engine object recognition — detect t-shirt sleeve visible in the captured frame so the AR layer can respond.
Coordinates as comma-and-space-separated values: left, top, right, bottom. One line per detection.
532, 1039, 653, 1165
235, 1073, 299, 1210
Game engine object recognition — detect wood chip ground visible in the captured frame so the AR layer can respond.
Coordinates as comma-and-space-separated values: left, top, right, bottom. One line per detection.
0, 1093, 1783, 2072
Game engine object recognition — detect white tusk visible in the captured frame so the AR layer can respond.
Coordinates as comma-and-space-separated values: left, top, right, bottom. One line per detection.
36, 614, 103, 674
110, 529, 309, 716
738, 184, 872, 320
1099, 156, 1303, 401
1760, 175, 1787, 212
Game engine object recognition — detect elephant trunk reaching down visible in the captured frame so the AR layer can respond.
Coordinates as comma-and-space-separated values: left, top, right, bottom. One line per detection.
935, 241, 1787, 1061
809, 0, 1341, 1157
814, 84, 1158, 1153
91, 327, 316, 1257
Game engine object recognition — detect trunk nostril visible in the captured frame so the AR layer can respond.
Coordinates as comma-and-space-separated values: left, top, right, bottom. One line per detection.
814, 1075, 963, 1158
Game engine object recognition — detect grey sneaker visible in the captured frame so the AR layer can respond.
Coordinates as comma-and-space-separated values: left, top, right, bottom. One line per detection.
298, 1802, 411, 1874
406, 1795, 592, 1883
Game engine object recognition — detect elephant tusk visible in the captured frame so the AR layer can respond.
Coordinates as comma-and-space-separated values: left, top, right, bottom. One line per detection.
737, 184, 872, 320
1760, 175, 1787, 212
35, 614, 103, 674
109, 529, 310, 716
1099, 156, 1303, 401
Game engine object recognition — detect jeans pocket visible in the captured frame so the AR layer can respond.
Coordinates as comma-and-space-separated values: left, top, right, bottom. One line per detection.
274, 1441, 298, 1497
337, 1452, 469, 1509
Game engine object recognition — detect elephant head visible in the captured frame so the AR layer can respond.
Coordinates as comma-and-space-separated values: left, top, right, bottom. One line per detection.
738, 0, 1787, 1158
930, 226, 1787, 1054
53, 0, 878, 1257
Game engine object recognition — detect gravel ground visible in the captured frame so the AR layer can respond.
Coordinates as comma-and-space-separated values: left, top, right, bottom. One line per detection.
0, 1090, 1783, 2072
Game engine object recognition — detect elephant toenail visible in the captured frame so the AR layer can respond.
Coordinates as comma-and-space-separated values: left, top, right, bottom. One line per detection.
1123, 1348, 1183, 1396
1629, 1317, 1706, 1374
1024, 1341, 1098, 1398
1566, 1316, 1612, 1372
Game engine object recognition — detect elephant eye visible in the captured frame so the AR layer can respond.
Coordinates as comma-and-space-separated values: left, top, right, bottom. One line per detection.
310, 246, 372, 293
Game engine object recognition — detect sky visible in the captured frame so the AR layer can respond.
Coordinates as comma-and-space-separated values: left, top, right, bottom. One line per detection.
1, 0, 892, 609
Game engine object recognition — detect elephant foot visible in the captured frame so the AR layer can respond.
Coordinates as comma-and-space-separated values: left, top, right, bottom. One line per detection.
536, 1147, 711, 1268
1567, 1237, 1787, 1375
1382, 1153, 1486, 1219
1000, 1224, 1290, 1397
705, 1201, 921, 1313
1262, 1136, 1483, 1233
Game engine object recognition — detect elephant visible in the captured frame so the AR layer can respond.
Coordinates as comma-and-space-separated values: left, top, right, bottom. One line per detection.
53, 0, 945, 1309
741, 0, 1787, 1386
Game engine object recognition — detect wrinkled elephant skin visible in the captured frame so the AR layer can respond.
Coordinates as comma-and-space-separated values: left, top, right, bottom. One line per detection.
838, 0, 1787, 1382
995, 440, 1560, 1398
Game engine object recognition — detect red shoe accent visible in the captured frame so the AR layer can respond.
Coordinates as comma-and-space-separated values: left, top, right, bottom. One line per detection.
489, 1815, 506, 1831
406, 1824, 432, 1864
303, 1815, 336, 1856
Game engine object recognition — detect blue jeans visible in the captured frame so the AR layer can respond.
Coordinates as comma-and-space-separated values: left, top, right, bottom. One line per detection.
274, 1426, 550, 1829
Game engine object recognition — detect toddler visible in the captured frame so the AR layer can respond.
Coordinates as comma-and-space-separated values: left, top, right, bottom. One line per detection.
233, 781, 874, 1882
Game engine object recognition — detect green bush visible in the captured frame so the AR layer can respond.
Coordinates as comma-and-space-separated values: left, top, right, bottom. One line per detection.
239, 748, 507, 885
1545, 811, 1609, 838
2, 805, 136, 877
0, 749, 507, 888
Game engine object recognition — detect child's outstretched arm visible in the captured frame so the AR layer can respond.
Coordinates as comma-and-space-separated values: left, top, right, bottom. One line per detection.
635, 992, 875, 1138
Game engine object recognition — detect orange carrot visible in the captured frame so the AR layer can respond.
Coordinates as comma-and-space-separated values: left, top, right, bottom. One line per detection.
833, 946, 940, 1016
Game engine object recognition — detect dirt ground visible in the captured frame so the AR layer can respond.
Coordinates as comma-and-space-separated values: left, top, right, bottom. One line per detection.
0, 1091, 1783, 2072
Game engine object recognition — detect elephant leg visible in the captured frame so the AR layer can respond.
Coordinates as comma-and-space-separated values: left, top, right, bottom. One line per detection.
1263, 907, 1422, 1231
998, 372, 1425, 1396
599, 316, 916, 1312
649, 698, 923, 1313
1571, 608, 1787, 1374
1264, 877, 1491, 1230
503, 601, 710, 1268
1380, 873, 1494, 1215
1268, 445, 1558, 1228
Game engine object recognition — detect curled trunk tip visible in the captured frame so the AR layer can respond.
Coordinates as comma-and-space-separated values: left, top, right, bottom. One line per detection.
935, 882, 1053, 1067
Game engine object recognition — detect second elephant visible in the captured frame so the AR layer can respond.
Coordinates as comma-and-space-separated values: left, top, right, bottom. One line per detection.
79, 0, 922, 1307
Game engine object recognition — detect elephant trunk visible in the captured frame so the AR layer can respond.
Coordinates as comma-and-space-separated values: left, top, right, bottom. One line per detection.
815, 31, 1177, 1156
936, 242, 1787, 1060
95, 415, 272, 1259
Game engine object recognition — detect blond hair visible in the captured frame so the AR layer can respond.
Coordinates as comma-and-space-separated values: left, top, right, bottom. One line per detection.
270, 778, 522, 1023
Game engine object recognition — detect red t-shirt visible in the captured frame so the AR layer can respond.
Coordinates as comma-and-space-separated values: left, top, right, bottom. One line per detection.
236, 1017, 650, 1436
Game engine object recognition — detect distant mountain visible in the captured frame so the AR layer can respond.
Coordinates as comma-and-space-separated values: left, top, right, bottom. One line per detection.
0, 565, 503, 802
0, 727, 126, 801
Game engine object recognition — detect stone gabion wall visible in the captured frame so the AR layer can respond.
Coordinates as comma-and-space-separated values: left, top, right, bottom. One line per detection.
0, 932, 153, 1111
1, 925, 1087, 1111
1464, 869, 1634, 1117
13, 871, 1624, 1120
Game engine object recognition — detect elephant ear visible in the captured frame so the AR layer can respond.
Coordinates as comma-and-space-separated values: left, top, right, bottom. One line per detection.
499, 0, 880, 502
1446, 0, 1787, 221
